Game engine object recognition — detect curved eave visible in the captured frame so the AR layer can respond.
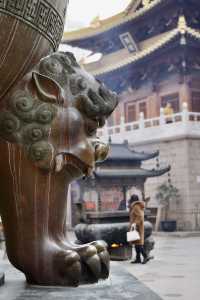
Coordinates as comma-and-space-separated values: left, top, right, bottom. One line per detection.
146, 166, 171, 177
63, 0, 167, 42
91, 26, 200, 76
136, 149, 159, 161
94, 166, 171, 179
104, 149, 160, 162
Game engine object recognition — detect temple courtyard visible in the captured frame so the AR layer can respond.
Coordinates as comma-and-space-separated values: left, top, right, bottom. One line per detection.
122, 234, 200, 300
0, 234, 199, 300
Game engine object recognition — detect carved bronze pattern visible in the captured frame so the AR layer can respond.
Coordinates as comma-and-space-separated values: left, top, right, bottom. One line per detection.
0, 89, 57, 168
0, 0, 64, 50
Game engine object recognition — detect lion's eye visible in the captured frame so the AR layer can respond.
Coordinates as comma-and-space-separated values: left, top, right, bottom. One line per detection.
70, 76, 87, 95
41, 58, 63, 75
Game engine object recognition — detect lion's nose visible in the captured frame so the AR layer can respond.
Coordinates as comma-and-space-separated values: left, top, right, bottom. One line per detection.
93, 140, 109, 162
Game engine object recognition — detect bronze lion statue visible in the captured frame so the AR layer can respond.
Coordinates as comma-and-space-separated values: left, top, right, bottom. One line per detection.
0, 52, 118, 286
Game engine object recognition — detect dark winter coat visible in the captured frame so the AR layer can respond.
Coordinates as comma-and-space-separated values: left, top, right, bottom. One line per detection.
129, 201, 145, 245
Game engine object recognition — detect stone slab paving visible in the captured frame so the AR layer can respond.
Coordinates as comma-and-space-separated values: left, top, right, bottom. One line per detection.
2, 234, 199, 300
0, 260, 162, 300
121, 236, 200, 300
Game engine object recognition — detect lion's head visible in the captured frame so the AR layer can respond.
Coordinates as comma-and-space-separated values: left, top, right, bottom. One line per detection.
0, 52, 118, 179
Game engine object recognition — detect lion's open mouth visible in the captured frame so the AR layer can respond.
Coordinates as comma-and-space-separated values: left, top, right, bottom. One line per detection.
55, 152, 93, 177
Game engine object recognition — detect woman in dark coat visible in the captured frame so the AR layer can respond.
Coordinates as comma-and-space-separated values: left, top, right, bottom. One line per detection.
129, 194, 149, 264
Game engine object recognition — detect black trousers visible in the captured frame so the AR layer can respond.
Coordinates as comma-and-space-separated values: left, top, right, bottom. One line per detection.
135, 245, 147, 260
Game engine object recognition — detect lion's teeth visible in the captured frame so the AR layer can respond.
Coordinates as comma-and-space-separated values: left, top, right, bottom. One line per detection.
55, 154, 64, 172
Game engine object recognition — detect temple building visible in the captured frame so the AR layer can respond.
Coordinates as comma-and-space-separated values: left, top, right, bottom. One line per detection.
63, 0, 200, 230
71, 141, 170, 226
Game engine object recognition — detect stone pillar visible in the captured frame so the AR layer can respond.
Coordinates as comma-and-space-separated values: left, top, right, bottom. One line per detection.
160, 108, 166, 125
182, 102, 189, 123
120, 116, 126, 136
139, 112, 145, 129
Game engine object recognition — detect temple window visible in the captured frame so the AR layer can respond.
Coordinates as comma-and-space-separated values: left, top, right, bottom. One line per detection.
139, 101, 147, 118
191, 91, 200, 112
161, 93, 179, 112
119, 32, 138, 53
125, 102, 137, 122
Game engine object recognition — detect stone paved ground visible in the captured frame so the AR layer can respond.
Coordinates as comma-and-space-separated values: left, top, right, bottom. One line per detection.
121, 235, 200, 300
1, 235, 200, 300
0, 259, 161, 300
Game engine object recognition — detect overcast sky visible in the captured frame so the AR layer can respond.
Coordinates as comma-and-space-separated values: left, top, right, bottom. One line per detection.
65, 0, 131, 30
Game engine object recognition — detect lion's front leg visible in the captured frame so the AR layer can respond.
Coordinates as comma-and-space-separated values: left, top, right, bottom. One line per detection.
58, 237, 110, 283
0, 142, 109, 286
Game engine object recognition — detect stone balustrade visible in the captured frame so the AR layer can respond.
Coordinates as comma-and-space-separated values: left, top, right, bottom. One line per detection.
98, 103, 200, 145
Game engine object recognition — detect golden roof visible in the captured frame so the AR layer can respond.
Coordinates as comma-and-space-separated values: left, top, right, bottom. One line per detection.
89, 16, 200, 76
63, 0, 165, 42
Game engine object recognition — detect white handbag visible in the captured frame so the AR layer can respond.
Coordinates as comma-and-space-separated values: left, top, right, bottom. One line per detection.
126, 224, 140, 242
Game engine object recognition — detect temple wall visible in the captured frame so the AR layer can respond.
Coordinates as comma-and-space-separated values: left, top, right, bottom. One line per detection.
118, 74, 188, 123
132, 138, 200, 231
187, 139, 200, 229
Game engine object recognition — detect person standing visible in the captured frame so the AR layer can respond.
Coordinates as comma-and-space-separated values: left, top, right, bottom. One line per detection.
128, 194, 149, 264
163, 102, 174, 123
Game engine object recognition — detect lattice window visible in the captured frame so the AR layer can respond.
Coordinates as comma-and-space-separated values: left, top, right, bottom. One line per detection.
125, 102, 136, 122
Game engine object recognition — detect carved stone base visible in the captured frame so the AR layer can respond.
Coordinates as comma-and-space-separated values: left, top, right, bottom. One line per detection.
0, 273, 5, 286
